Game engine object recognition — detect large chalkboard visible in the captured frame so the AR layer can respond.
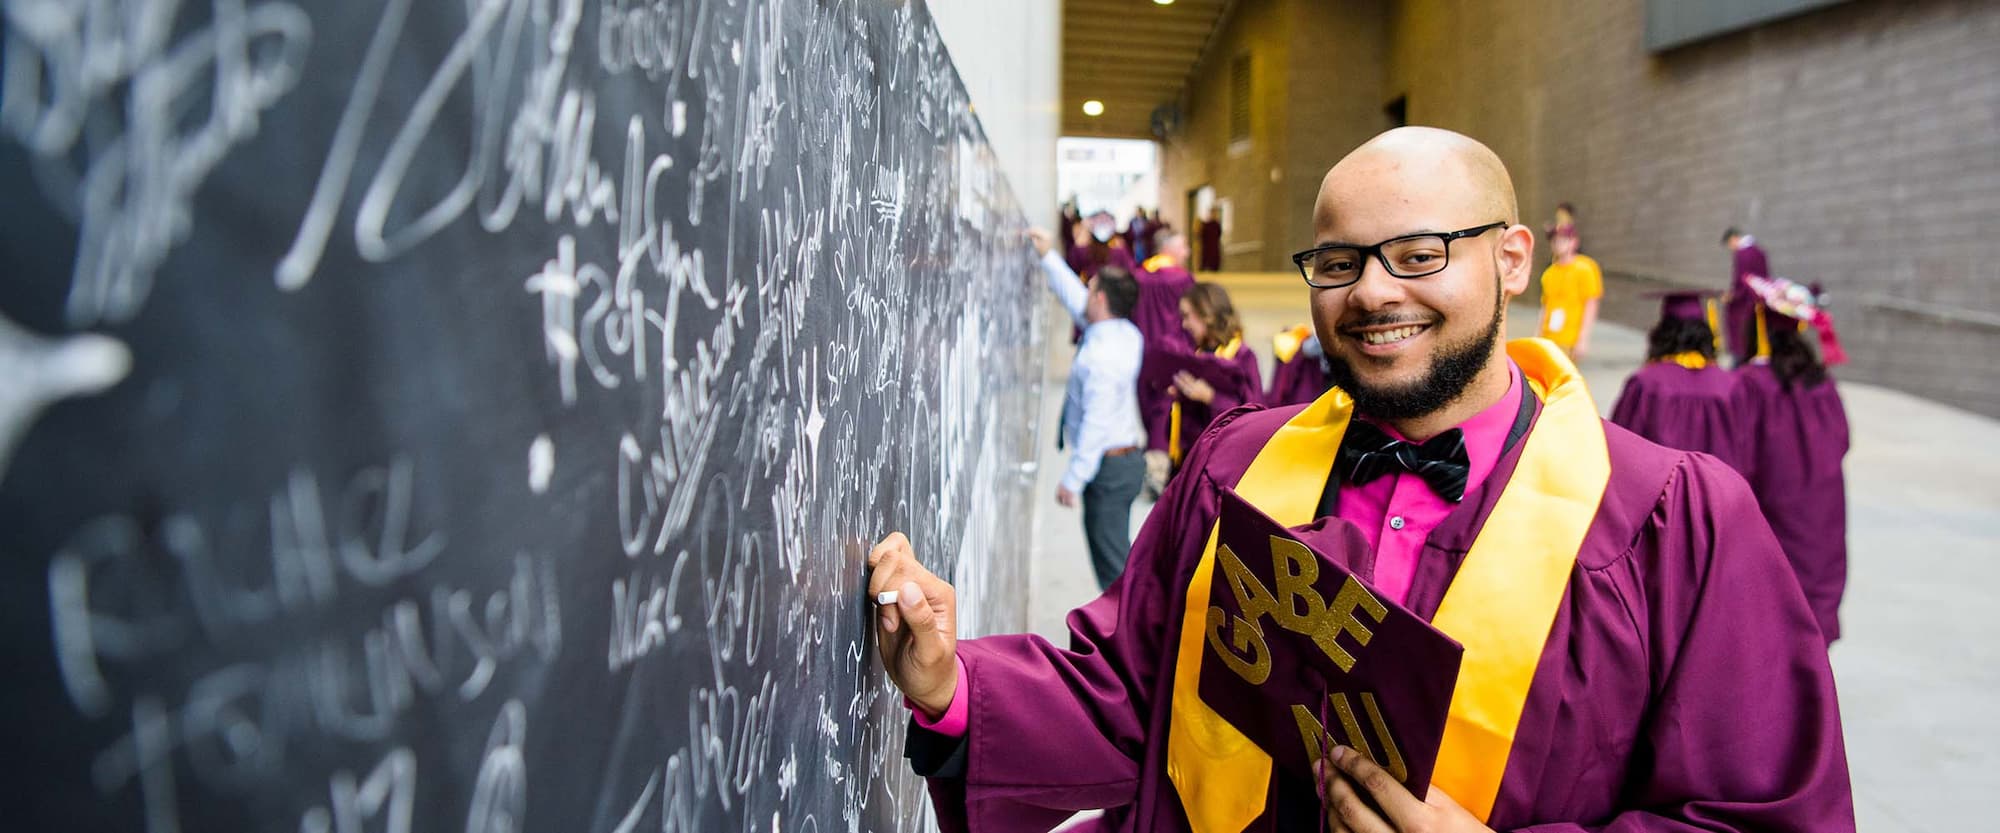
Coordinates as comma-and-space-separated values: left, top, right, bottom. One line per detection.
0, 1, 1045, 831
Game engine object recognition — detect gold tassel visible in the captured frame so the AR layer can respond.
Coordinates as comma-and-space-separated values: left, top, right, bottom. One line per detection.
1704, 298, 1722, 354
1755, 308, 1771, 359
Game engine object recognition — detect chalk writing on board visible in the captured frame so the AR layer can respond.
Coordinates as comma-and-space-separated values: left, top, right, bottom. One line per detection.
1, 0, 1043, 831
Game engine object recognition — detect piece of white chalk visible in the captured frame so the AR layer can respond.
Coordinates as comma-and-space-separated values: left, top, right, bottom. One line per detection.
875, 590, 900, 605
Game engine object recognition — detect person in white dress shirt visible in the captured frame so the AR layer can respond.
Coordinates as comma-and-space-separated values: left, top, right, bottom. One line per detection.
1032, 229, 1146, 589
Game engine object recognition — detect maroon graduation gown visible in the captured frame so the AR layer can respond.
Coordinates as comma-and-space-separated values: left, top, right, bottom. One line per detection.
924, 402, 1853, 832
1731, 365, 1850, 643
1068, 244, 1139, 279
1725, 244, 1769, 363
1198, 221, 1222, 272
1265, 349, 1332, 408
1608, 362, 1745, 473
1133, 266, 1198, 452
1144, 346, 1262, 456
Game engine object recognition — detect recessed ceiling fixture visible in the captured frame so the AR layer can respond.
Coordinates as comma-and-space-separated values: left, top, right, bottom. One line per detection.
1154, 0, 1175, 5
1082, 100, 1105, 117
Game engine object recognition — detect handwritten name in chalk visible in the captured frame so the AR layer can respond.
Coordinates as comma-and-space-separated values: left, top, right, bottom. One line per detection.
3, 0, 312, 324
1205, 535, 1389, 686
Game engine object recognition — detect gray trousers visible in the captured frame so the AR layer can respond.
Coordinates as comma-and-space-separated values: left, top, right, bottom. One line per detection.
1081, 451, 1146, 591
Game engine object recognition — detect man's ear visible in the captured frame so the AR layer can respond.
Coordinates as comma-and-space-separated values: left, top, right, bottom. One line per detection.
1496, 224, 1535, 298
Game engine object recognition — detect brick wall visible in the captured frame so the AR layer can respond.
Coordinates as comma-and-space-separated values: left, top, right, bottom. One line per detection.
1391, 0, 2000, 416
1158, 0, 1291, 272
1159, 0, 1392, 273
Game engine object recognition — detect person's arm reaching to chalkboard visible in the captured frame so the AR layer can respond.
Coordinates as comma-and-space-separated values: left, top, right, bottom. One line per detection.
1030, 228, 1089, 329
869, 404, 1271, 832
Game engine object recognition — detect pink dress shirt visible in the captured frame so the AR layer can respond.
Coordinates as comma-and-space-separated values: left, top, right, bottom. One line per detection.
1335, 363, 1523, 606
911, 364, 1526, 735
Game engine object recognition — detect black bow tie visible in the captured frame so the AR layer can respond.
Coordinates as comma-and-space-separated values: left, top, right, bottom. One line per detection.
1336, 421, 1471, 503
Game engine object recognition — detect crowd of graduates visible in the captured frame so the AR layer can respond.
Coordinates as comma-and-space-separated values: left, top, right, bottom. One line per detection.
1047, 200, 1853, 648
886, 131, 1854, 829
1600, 228, 1852, 644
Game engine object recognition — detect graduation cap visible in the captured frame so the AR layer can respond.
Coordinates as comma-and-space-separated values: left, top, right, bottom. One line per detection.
1198, 488, 1462, 794
1745, 275, 1821, 321
1641, 288, 1724, 323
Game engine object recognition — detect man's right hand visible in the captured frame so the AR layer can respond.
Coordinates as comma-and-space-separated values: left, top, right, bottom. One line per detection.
1028, 228, 1055, 257
868, 533, 960, 718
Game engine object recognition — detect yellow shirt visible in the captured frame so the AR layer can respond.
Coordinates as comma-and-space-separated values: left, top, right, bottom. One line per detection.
1538, 254, 1603, 348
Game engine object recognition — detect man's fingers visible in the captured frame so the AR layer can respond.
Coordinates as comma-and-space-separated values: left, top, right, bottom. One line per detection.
1333, 746, 1424, 831
876, 586, 905, 634
897, 581, 938, 634
1323, 772, 1392, 833
867, 532, 910, 568
868, 536, 921, 597
918, 576, 954, 613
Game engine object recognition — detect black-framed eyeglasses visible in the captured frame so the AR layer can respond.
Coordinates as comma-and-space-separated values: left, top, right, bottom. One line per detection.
1291, 221, 1509, 288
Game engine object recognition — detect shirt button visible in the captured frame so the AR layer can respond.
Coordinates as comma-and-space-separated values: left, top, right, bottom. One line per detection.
1389, 516, 1406, 531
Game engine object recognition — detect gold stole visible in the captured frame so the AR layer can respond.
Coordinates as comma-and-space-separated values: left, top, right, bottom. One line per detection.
1660, 351, 1709, 370
1755, 309, 1771, 359
1704, 298, 1723, 355
1272, 325, 1313, 364
1169, 335, 1245, 466
1164, 339, 1611, 830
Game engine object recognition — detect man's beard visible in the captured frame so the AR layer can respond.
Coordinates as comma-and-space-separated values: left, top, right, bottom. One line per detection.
1325, 281, 1504, 422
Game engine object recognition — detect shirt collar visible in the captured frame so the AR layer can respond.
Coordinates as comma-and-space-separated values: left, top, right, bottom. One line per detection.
1362, 361, 1524, 490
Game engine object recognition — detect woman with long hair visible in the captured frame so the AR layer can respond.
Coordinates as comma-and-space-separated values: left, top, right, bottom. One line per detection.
1732, 299, 1850, 645
1146, 282, 1262, 473
1609, 290, 1744, 472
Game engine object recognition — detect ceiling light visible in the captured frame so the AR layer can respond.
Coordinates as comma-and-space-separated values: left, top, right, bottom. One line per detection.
1154, 0, 1175, 5
1082, 100, 1105, 117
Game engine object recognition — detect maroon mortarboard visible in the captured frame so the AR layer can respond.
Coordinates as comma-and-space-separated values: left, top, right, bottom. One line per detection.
1197, 488, 1462, 796
1641, 288, 1723, 323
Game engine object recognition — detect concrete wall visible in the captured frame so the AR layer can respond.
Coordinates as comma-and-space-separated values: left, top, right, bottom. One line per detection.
1389, 0, 2000, 416
927, 0, 1062, 229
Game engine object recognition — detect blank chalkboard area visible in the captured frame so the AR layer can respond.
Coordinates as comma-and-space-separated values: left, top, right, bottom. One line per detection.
0, 1, 1043, 831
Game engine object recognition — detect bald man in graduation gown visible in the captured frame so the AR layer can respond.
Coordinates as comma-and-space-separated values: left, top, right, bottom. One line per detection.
1609, 291, 1745, 472
867, 128, 1852, 833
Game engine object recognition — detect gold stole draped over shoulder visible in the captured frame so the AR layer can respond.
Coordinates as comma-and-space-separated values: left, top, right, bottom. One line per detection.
1165, 339, 1612, 830
1660, 351, 1709, 370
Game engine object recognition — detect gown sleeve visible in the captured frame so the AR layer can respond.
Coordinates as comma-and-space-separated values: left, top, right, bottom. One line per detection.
1510, 453, 1854, 832
919, 408, 1266, 832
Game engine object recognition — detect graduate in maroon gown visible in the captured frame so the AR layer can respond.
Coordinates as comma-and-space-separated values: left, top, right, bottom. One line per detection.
868, 127, 1852, 832
1069, 212, 1140, 279
1732, 301, 1851, 645
1133, 233, 1199, 456
1721, 228, 1770, 366
1198, 208, 1224, 272
1608, 290, 1744, 472
1266, 324, 1333, 407
1149, 282, 1263, 470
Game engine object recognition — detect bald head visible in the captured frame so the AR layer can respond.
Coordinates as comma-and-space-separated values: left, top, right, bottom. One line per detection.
1313, 127, 1519, 239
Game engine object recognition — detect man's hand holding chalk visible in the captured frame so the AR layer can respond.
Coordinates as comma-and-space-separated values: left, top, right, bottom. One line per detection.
867, 532, 960, 720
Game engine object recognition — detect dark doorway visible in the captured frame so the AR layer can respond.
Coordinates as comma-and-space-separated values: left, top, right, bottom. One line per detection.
1384, 95, 1408, 127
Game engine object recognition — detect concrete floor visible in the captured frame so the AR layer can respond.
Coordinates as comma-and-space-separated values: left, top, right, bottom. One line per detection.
1022, 274, 2000, 831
